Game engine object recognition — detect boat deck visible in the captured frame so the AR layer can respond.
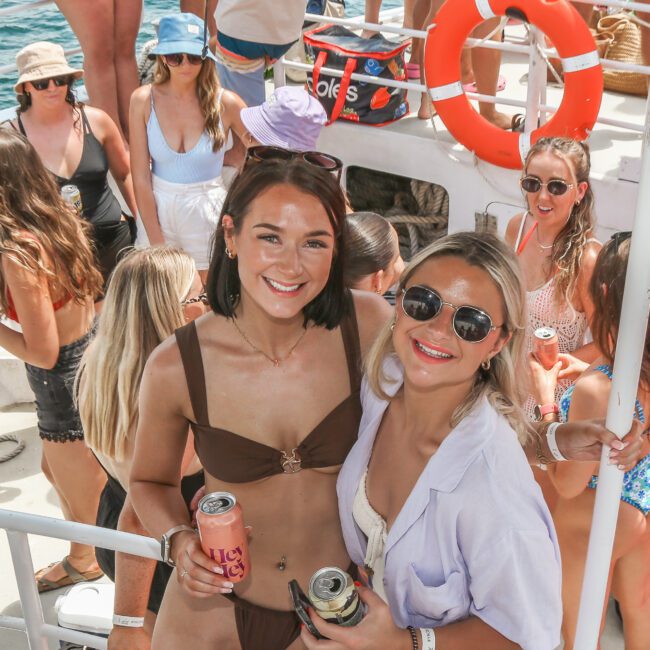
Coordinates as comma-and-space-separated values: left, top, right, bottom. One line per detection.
0, 10, 644, 650
318, 18, 645, 239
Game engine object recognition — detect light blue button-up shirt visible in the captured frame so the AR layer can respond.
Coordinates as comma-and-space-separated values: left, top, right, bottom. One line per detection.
337, 357, 562, 650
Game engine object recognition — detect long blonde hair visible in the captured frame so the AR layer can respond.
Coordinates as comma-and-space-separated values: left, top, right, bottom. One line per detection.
523, 137, 595, 309
365, 232, 531, 443
77, 247, 196, 461
153, 57, 225, 151
0, 130, 102, 312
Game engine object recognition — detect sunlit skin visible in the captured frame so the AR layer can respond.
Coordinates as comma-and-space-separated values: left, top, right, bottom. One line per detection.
129, 51, 249, 258
301, 255, 517, 650
129, 179, 392, 649
524, 151, 587, 240
224, 183, 336, 328
393, 256, 509, 400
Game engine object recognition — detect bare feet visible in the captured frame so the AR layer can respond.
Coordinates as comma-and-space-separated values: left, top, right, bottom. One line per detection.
480, 109, 513, 130
418, 92, 434, 120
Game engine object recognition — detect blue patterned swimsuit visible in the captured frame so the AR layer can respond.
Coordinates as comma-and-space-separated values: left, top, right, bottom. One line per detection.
559, 364, 650, 516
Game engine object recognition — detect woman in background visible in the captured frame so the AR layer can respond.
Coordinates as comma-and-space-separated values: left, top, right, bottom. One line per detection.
530, 233, 650, 650
0, 129, 105, 592
11, 41, 137, 287
130, 13, 248, 278
505, 136, 601, 416
344, 212, 404, 297
78, 247, 206, 650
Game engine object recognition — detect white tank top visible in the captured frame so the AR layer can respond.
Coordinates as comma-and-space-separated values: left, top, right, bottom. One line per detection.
215, 0, 306, 45
514, 213, 591, 418
352, 470, 388, 602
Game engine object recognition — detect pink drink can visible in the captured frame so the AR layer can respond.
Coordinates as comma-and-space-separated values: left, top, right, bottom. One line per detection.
196, 492, 250, 583
534, 326, 559, 370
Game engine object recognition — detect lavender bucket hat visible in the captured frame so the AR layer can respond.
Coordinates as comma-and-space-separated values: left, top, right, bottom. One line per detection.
241, 87, 328, 151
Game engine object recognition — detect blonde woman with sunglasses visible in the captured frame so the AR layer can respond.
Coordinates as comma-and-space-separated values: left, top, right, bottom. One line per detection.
302, 232, 561, 650
129, 13, 249, 280
505, 137, 602, 423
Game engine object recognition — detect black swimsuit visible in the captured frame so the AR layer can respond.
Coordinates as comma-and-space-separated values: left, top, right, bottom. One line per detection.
16, 108, 135, 284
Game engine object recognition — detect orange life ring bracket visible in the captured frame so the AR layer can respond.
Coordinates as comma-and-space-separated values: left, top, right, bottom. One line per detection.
424, 0, 603, 169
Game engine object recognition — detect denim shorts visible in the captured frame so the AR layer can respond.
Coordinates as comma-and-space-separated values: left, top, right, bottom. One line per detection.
25, 328, 94, 443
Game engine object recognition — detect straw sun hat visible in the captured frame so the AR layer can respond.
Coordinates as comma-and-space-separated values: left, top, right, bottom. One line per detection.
14, 42, 83, 94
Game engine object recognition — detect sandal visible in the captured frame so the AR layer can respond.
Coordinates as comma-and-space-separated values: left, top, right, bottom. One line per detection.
35, 556, 104, 593
510, 113, 526, 132
406, 62, 420, 79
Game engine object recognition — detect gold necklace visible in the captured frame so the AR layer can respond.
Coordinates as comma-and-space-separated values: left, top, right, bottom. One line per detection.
232, 318, 309, 367
535, 224, 554, 250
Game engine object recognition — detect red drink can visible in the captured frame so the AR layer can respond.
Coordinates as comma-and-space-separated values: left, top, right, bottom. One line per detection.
534, 326, 559, 370
196, 492, 250, 583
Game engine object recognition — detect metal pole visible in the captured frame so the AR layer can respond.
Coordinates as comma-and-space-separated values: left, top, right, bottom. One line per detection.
6, 531, 48, 650
273, 60, 287, 88
573, 93, 650, 649
524, 26, 545, 134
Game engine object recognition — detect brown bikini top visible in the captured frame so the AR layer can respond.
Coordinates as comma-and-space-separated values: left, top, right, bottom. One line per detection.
174, 302, 363, 483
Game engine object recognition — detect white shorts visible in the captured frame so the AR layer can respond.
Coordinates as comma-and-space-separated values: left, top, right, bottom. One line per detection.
152, 175, 228, 270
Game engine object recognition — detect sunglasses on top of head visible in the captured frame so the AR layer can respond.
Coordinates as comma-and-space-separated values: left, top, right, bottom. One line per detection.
520, 175, 574, 196
181, 291, 208, 306
30, 76, 72, 91
244, 145, 343, 182
401, 285, 504, 343
163, 53, 203, 67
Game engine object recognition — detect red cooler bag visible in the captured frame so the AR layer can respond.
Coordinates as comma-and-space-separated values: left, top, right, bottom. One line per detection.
303, 24, 410, 125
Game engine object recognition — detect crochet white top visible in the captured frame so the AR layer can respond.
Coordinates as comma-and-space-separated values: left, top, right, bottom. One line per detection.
514, 214, 590, 418
352, 470, 388, 602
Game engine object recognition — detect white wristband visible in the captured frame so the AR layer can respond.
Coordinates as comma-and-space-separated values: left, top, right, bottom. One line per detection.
112, 614, 145, 628
420, 627, 436, 650
546, 422, 567, 462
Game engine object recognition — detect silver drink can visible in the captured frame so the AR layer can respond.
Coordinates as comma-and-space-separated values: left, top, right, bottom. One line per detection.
308, 567, 365, 626
61, 184, 82, 212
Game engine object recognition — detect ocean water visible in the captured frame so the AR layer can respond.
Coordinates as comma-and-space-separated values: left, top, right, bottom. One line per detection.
0, 0, 403, 108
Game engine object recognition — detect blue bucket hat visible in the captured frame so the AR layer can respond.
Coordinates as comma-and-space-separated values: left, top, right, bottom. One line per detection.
149, 13, 217, 63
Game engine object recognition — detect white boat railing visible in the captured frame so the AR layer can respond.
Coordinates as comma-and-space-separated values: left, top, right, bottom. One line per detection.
2, 0, 650, 132
0, 508, 160, 650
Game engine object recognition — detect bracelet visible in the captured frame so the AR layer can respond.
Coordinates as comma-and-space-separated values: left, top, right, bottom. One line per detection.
420, 628, 436, 650
534, 425, 551, 469
546, 421, 567, 462
112, 614, 145, 628
407, 626, 419, 649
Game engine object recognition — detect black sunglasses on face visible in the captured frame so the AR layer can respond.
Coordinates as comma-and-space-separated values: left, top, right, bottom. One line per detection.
30, 76, 72, 91
520, 175, 574, 196
244, 145, 343, 182
401, 285, 503, 343
163, 53, 203, 67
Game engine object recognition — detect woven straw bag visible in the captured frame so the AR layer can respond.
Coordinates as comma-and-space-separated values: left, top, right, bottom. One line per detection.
597, 13, 648, 96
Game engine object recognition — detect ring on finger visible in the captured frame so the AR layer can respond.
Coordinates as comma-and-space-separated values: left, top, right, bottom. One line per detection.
180, 569, 188, 579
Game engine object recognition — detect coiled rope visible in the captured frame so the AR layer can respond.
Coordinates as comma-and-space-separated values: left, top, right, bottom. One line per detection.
0, 433, 25, 463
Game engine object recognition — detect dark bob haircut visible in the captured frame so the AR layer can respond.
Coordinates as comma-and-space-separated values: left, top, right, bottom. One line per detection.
206, 158, 349, 330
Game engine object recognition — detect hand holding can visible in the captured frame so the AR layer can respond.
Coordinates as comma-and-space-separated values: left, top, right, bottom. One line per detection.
196, 492, 250, 583
533, 327, 559, 370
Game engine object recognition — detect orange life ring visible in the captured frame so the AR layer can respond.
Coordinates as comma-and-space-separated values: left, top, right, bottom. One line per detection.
424, 0, 603, 169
